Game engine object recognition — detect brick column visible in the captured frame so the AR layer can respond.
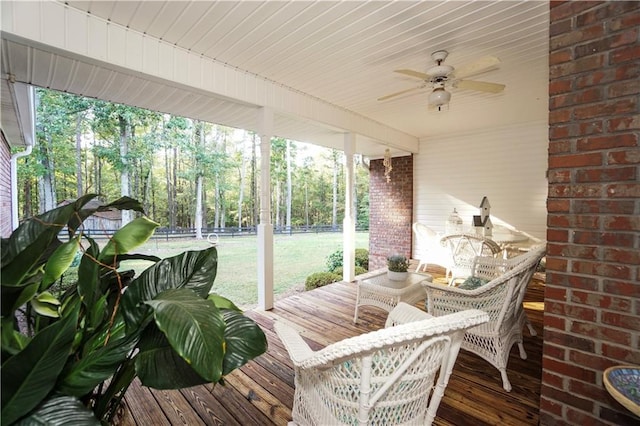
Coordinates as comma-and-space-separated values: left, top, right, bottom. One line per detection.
542, 2, 639, 424
369, 155, 413, 270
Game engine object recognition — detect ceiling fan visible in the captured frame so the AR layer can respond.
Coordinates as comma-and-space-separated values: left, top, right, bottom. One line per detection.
378, 50, 506, 111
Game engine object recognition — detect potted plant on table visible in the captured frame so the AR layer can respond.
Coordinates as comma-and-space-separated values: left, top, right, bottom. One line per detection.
387, 254, 409, 281
1, 195, 267, 425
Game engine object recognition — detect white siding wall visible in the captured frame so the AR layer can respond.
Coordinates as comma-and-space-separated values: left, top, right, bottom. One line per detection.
413, 121, 548, 257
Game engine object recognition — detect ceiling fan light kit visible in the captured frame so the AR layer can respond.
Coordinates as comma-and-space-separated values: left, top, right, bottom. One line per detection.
429, 87, 451, 111
378, 49, 505, 109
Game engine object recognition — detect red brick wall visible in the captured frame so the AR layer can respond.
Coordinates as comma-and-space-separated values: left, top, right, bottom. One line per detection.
368, 155, 413, 270
0, 135, 12, 238
542, 2, 639, 425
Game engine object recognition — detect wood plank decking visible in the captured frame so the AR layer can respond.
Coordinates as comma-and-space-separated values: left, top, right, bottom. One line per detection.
119, 269, 545, 425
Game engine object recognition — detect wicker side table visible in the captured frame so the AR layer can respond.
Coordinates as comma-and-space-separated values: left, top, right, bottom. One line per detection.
353, 271, 432, 323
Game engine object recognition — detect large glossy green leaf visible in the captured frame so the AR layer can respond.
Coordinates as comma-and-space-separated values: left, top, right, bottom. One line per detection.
1, 306, 79, 425
208, 293, 241, 312
98, 217, 159, 260
77, 238, 101, 313
59, 324, 139, 397
144, 288, 225, 382
221, 309, 267, 375
135, 327, 209, 389
1, 194, 95, 266
1, 317, 30, 356
121, 247, 217, 329
41, 237, 80, 290
31, 291, 61, 318
4, 282, 39, 317
15, 394, 99, 426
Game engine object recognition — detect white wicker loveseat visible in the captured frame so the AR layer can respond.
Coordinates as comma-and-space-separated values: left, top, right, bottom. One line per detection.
423, 244, 546, 392
275, 303, 489, 425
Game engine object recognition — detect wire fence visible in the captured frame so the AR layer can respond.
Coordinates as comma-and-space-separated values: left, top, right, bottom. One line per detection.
78, 224, 369, 240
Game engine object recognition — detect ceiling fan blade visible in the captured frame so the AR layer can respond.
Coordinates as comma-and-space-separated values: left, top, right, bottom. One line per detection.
456, 79, 505, 93
452, 56, 501, 79
377, 86, 424, 101
394, 69, 431, 80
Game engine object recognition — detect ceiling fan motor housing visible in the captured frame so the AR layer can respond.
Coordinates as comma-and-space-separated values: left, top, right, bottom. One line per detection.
427, 64, 454, 78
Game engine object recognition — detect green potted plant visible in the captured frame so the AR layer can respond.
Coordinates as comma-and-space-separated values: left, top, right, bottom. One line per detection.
1, 195, 267, 425
387, 254, 409, 281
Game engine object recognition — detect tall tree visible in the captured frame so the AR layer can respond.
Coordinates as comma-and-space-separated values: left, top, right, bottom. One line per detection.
235, 132, 248, 231
331, 149, 341, 229
250, 133, 258, 227
286, 139, 292, 230
194, 120, 205, 239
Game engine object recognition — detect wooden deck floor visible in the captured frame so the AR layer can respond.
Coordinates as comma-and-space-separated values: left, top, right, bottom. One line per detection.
119, 268, 545, 425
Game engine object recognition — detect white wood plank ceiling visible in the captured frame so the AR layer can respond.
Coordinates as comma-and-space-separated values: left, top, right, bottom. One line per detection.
1, 1, 549, 157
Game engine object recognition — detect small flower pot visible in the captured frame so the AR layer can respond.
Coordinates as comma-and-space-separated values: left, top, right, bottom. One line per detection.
387, 271, 408, 281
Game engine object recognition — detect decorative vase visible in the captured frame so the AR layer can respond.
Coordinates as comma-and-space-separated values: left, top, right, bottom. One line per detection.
387, 270, 408, 281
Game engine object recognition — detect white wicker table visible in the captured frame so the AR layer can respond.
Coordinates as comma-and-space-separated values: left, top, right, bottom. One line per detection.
354, 271, 432, 323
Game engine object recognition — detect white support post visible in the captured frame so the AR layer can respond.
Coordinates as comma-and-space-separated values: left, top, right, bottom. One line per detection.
343, 133, 356, 282
257, 107, 274, 310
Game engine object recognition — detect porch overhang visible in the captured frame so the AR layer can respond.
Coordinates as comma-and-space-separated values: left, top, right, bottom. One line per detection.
0, 0, 419, 157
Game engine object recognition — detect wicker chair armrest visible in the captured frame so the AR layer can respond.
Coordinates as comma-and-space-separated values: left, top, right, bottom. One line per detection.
384, 302, 433, 328
289, 309, 489, 370
273, 321, 315, 366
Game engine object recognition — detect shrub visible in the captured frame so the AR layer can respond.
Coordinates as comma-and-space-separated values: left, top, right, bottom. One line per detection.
355, 248, 369, 270
326, 249, 344, 272
326, 248, 369, 272
305, 272, 341, 291
332, 266, 368, 277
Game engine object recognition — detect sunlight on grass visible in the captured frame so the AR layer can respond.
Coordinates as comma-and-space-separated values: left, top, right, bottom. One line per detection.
120, 232, 369, 308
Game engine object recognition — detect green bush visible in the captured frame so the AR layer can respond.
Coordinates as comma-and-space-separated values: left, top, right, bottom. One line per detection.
305, 272, 341, 291
355, 248, 369, 270
332, 266, 367, 277
326, 250, 344, 272
326, 248, 369, 272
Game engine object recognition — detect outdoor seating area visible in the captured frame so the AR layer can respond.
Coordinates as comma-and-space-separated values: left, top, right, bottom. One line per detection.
118, 264, 545, 425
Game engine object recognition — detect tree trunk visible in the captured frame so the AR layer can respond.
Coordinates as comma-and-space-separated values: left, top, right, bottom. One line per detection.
286, 140, 292, 231
214, 174, 220, 229
144, 167, 153, 215
75, 113, 84, 198
39, 133, 57, 212
237, 147, 246, 231
23, 179, 33, 219
194, 121, 204, 239
305, 182, 309, 228
250, 133, 258, 228
119, 115, 132, 225
332, 150, 339, 230
195, 175, 203, 238
274, 179, 281, 228
172, 145, 178, 229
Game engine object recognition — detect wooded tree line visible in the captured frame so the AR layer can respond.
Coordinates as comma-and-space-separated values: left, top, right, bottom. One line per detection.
15, 89, 370, 232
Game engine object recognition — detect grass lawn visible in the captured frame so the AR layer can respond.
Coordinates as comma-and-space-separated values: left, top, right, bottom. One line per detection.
119, 232, 370, 308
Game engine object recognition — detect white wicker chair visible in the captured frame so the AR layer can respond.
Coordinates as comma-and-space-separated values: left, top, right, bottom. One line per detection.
412, 223, 449, 273
423, 244, 546, 392
275, 303, 489, 425
440, 233, 502, 285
